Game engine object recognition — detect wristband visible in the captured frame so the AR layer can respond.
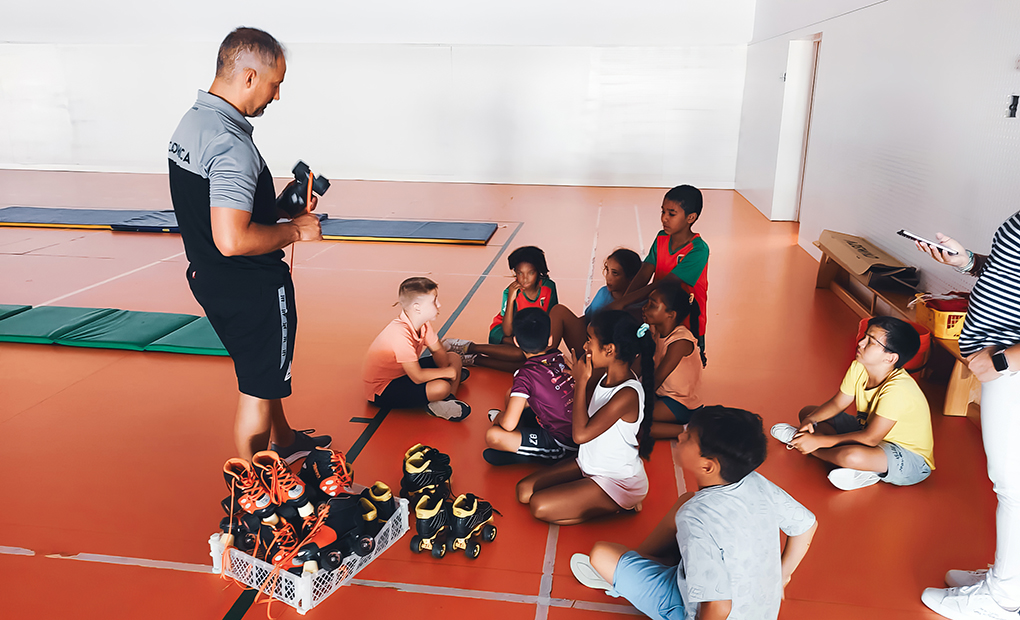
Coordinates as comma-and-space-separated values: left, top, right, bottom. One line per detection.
957, 249, 975, 274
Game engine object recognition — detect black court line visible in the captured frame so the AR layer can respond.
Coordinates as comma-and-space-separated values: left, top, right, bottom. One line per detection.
222, 221, 523, 620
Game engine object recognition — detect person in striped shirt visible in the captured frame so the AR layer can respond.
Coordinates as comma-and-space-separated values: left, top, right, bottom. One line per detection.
916, 217, 1020, 620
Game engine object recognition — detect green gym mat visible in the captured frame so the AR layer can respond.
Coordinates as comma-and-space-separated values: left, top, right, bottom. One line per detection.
0, 305, 31, 321
145, 316, 228, 356
0, 306, 117, 344
52, 310, 199, 351
319, 218, 498, 245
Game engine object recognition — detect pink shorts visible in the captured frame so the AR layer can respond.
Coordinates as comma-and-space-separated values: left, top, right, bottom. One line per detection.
578, 459, 648, 510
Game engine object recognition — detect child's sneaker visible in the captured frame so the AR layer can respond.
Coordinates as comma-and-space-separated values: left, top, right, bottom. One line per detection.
427, 399, 471, 421
401, 445, 453, 500
921, 581, 1018, 620
570, 553, 612, 591
945, 567, 990, 588
411, 491, 451, 558
300, 446, 354, 500
449, 493, 499, 559
770, 423, 799, 445
442, 338, 473, 356
827, 468, 881, 491
488, 408, 501, 422
222, 458, 279, 524
461, 353, 477, 367
252, 451, 315, 518
271, 429, 332, 465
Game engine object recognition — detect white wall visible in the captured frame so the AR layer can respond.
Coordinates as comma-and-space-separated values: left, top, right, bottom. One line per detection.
735, 0, 1020, 293
0, 1, 754, 188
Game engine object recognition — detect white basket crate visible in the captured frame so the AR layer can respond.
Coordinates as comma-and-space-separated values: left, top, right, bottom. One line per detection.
210, 497, 409, 615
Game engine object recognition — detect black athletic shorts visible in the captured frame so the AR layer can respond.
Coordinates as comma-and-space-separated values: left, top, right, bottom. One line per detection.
516, 408, 575, 461
371, 357, 438, 410
188, 265, 295, 400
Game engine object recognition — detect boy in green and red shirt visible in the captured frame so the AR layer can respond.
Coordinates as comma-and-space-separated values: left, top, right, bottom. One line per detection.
609, 185, 709, 365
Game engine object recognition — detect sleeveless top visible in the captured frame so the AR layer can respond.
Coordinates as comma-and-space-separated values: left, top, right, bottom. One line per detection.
577, 375, 645, 479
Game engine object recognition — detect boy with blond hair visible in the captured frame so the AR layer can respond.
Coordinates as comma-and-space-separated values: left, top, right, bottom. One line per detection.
363, 277, 469, 421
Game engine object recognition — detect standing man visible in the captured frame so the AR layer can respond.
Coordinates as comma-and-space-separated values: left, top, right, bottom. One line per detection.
168, 27, 330, 462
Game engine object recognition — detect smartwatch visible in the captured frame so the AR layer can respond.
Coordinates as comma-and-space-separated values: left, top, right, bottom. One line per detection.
992, 348, 1010, 373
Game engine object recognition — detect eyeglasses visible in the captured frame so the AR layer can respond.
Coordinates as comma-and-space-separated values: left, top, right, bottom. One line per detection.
863, 333, 893, 353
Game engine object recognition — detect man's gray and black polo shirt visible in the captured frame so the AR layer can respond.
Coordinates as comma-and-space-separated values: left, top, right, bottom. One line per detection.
168, 89, 286, 279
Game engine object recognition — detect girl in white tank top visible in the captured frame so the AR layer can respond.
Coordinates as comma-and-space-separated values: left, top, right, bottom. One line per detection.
516, 310, 656, 524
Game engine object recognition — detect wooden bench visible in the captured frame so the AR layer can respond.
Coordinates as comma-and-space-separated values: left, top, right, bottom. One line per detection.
815, 243, 980, 421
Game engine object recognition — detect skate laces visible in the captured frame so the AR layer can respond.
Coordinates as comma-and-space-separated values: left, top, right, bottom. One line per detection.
327, 451, 354, 488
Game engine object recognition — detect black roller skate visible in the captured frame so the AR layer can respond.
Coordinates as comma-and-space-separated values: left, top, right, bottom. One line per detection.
449, 493, 499, 559
299, 446, 354, 502
252, 451, 315, 519
222, 458, 279, 526
360, 481, 397, 536
410, 491, 450, 559
218, 512, 263, 552
400, 444, 452, 501
293, 495, 375, 574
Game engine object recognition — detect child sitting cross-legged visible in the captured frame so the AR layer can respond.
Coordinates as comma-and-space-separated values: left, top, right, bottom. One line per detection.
515, 310, 656, 525
445, 245, 587, 372
771, 315, 934, 491
571, 406, 818, 620
483, 307, 578, 466
363, 277, 470, 421
641, 280, 703, 439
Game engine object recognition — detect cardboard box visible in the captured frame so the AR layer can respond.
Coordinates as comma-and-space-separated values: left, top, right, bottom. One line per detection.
814, 229, 906, 275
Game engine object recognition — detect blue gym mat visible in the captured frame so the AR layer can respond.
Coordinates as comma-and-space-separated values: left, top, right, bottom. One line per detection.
0, 206, 497, 244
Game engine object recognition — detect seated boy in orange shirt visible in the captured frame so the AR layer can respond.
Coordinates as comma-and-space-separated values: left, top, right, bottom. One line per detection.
363, 277, 470, 421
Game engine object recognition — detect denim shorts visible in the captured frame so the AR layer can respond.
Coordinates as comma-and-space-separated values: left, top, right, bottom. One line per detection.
658, 396, 702, 425
608, 551, 685, 620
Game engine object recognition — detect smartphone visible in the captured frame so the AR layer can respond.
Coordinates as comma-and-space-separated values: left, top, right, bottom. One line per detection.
897, 229, 959, 255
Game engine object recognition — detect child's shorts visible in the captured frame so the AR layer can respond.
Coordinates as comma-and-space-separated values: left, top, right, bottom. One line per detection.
828, 412, 931, 486
878, 441, 932, 486
371, 357, 438, 410
657, 396, 701, 425
607, 551, 685, 620
516, 408, 576, 460
579, 463, 648, 511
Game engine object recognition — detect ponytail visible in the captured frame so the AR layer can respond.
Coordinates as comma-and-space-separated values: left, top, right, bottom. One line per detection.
589, 310, 657, 460
636, 326, 656, 460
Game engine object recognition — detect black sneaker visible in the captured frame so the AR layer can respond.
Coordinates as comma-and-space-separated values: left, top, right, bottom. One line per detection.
271, 429, 332, 465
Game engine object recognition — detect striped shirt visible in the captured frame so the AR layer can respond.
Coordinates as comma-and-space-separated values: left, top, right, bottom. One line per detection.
959, 212, 1020, 356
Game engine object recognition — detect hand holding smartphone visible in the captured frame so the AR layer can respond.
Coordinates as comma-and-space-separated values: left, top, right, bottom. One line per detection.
897, 229, 959, 255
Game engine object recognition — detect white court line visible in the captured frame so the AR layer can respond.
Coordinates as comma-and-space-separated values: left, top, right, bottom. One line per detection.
634, 205, 645, 253
37, 251, 186, 307
535, 524, 560, 620
0, 546, 34, 556
584, 206, 603, 307
2, 546, 640, 614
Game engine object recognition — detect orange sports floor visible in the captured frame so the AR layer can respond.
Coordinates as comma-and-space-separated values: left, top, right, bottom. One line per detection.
0, 171, 997, 619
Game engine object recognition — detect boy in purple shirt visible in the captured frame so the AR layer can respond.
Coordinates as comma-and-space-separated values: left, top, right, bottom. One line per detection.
484, 308, 577, 466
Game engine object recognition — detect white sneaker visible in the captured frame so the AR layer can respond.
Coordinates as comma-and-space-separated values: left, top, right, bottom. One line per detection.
488, 408, 501, 422
770, 423, 798, 445
827, 468, 881, 491
426, 399, 471, 422
570, 553, 612, 591
946, 568, 990, 588
461, 353, 477, 367
442, 338, 473, 356
921, 581, 1018, 620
